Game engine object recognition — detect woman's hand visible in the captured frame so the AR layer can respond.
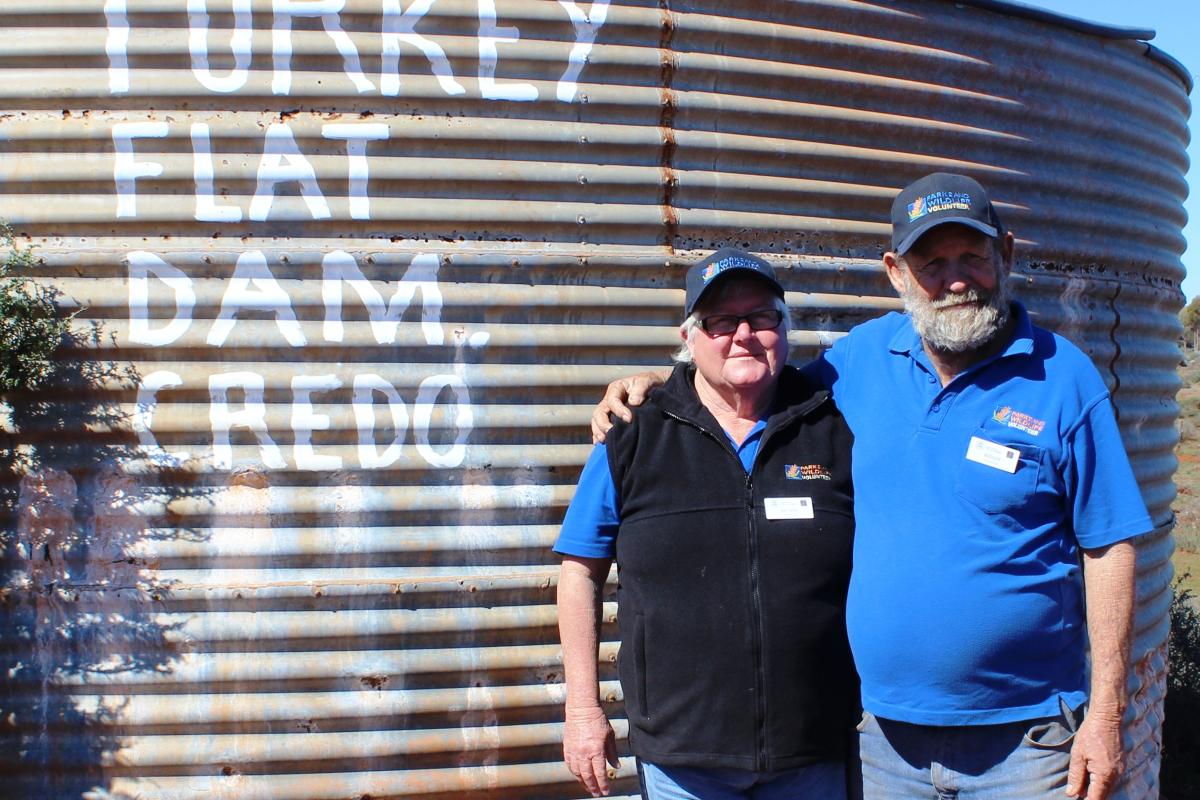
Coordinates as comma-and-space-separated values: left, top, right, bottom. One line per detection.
563, 703, 620, 796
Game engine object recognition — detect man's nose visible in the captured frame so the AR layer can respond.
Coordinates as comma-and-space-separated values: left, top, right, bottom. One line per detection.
942, 260, 974, 293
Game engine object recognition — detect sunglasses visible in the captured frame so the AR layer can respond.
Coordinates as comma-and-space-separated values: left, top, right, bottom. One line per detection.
698, 309, 784, 336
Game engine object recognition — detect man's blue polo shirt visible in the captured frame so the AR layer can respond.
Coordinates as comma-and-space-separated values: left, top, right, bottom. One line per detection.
555, 419, 768, 559
805, 302, 1151, 725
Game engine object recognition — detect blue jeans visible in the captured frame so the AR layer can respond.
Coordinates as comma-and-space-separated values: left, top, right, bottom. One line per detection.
639, 760, 848, 800
857, 701, 1082, 799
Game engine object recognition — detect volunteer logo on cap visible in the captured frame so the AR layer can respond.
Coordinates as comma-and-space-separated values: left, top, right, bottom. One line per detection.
684, 248, 784, 315
907, 191, 971, 222
702, 255, 765, 283
891, 173, 1004, 255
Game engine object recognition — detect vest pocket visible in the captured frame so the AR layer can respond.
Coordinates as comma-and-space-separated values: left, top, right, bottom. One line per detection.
633, 613, 649, 722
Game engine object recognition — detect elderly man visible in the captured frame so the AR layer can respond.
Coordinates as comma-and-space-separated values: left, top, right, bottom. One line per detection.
592, 173, 1151, 800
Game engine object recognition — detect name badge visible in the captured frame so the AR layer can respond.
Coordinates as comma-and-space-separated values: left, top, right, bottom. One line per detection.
764, 497, 814, 520
965, 436, 1020, 474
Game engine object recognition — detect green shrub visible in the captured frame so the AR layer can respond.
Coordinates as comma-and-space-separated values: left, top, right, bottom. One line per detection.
0, 224, 69, 392
1163, 577, 1200, 798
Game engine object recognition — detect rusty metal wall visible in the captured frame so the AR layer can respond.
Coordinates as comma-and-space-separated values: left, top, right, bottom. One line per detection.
0, 1, 1188, 798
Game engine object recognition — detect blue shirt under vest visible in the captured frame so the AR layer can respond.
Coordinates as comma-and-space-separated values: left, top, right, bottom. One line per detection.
555, 418, 768, 559
804, 302, 1151, 725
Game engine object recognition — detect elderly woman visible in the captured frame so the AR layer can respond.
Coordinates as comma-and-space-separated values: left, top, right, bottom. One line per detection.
555, 249, 858, 800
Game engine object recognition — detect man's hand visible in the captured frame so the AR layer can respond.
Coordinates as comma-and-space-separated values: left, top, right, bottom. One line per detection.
590, 370, 670, 444
563, 704, 620, 797
1066, 709, 1124, 799
1068, 540, 1134, 799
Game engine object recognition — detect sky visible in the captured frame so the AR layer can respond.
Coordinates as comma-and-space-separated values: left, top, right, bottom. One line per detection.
1029, 0, 1197, 304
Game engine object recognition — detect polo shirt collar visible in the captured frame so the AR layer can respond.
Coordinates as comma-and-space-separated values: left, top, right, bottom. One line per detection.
887, 301, 1036, 366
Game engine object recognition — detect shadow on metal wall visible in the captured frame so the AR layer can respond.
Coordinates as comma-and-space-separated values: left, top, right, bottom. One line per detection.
0, 313, 215, 796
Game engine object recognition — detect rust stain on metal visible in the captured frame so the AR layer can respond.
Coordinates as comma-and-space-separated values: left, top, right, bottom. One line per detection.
658, 0, 679, 252
156, 571, 560, 592
1106, 281, 1124, 418
225, 467, 270, 498
1124, 641, 1167, 797
1132, 642, 1166, 715
360, 674, 390, 691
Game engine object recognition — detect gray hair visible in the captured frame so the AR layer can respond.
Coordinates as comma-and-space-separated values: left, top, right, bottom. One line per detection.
672, 294, 792, 364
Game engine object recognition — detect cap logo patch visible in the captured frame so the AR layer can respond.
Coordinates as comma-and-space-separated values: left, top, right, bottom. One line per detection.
702, 255, 760, 283
992, 406, 1045, 436
907, 195, 926, 221
908, 191, 972, 221
786, 464, 832, 480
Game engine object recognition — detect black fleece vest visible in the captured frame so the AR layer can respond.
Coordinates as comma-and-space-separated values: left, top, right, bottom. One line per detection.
606, 364, 857, 771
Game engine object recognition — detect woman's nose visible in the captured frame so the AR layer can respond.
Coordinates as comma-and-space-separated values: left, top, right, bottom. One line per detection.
731, 318, 756, 342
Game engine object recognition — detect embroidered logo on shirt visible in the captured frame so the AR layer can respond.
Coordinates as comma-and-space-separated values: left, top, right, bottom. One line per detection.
993, 406, 1045, 436
786, 464, 832, 480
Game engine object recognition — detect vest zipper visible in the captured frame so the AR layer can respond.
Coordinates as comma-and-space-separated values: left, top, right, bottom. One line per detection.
746, 469, 768, 772
664, 408, 770, 771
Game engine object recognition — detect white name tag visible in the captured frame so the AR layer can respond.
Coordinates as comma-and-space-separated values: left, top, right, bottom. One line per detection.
965, 436, 1020, 473
764, 497, 814, 520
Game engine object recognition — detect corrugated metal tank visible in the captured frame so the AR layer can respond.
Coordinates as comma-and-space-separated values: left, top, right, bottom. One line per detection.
0, 1, 1188, 797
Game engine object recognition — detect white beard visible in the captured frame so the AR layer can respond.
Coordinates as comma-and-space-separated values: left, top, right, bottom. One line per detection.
900, 271, 1011, 354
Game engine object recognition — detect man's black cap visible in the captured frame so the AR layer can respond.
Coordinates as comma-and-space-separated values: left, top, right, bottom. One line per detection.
684, 248, 784, 316
891, 173, 1004, 255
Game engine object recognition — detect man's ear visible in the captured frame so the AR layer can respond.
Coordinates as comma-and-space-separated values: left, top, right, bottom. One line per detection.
999, 231, 1015, 277
883, 251, 908, 296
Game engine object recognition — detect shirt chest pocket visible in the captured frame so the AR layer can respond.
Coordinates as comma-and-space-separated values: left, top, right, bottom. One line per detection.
953, 439, 1045, 515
